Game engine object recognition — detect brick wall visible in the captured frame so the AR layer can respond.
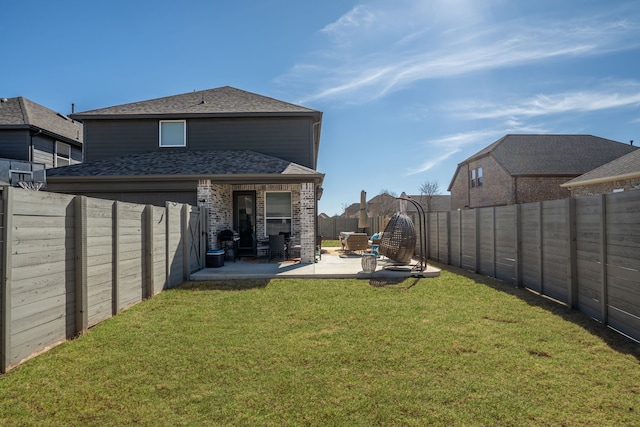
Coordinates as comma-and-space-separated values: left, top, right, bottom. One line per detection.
569, 179, 640, 198
451, 156, 513, 209
197, 181, 317, 263
515, 176, 573, 204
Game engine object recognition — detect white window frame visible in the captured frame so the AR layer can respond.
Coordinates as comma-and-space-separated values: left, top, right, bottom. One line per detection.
470, 167, 483, 188
55, 141, 71, 167
159, 120, 186, 147
264, 191, 292, 236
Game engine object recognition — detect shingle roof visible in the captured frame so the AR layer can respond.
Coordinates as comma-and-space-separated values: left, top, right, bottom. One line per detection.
0, 97, 82, 143
472, 135, 636, 175
448, 134, 638, 190
71, 86, 319, 118
562, 148, 640, 187
46, 149, 323, 180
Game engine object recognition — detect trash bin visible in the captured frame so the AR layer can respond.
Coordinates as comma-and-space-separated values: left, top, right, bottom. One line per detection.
206, 249, 225, 268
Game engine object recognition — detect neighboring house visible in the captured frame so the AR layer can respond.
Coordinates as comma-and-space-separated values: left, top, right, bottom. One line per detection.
365, 193, 398, 218
47, 86, 324, 263
0, 96, 82, 185
345, 193, 451, 218
448, 134, 638, 210
560, 148, 640, 197
406, 194, 451, 213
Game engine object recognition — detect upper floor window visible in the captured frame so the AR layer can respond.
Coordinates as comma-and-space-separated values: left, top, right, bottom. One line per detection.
159, 120, 186, 147
470, 167, 483, 188
56, 141, 70, 167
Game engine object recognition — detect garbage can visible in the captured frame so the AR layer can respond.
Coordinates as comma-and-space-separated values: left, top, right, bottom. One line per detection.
206, 249, 225, 268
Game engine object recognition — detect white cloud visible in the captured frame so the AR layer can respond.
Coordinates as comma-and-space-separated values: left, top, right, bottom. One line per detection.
404, 128, 500, 175
405, 120, 551, 176
287, 2, 640, 104
320, 5, 377, 41
455, 83, 640, 120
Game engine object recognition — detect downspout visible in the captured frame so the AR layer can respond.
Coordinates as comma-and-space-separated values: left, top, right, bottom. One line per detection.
29, 128, 42, 163
312, 121, 321, 169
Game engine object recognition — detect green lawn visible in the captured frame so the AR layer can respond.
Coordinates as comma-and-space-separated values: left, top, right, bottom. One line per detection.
1, 267, 638, 426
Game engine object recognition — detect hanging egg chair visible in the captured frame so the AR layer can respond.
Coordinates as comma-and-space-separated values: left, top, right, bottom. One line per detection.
379, 212, 416, 265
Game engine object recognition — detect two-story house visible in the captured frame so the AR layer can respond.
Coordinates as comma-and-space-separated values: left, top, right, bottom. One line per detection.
0, 96, 83, 185
47, 86, 324, 263
448, 134, 638, 210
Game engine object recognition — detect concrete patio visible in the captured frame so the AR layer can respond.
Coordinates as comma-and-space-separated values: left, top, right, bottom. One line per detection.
190, 248, 441, 281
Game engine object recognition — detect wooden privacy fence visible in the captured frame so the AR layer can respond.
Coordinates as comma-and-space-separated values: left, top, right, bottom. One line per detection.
420, 191, 640, 342
1, 187, 206, 373
320, 191, 640, 341
318, 216, 387, 240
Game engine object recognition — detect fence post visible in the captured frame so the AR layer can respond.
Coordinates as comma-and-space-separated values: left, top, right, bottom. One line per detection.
492, 207, 497, 278
515, 204, 522, 286
475, 209, 480, 273
200, 207, 207, 270
182, 204, 189, 280
1, 187, 14, 373
426, 212, 431, 260
538, 202, 544, 295
567, 198, 578, 309
599, 194, 608, 324
435, 212, 440, 261
74, 196, 88, 336
446, 211, 451, 265
112, 201, 120, 315
458, 210, 462, 268
144, 205, 154, 298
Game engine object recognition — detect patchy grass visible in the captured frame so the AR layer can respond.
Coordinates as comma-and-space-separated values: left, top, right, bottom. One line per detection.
1, 268, 638, 426
321, 239, 341, 247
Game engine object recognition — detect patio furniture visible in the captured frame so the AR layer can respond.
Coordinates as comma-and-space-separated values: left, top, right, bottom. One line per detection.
256, 239, 270, 257
368, 232, 383, 257
339, 232, 369, 253
316, 235, 322, 261
218, 229, 239, 262
288, 237, 302, 259
379, 213, 416, 264
269, 234, 287, 260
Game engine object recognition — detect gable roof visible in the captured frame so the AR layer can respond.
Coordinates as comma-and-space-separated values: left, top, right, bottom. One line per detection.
46, 149, 324, 183
70, 86, 321, 120
0, 97, 82, 143
561, 148, 640, 188
448, 134, 637, 190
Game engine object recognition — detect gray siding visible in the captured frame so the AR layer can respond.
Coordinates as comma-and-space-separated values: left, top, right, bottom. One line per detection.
0, 130, 30, 160
32, 135, 55, 167
47, 179, 198, 207
84, 117, 315, 168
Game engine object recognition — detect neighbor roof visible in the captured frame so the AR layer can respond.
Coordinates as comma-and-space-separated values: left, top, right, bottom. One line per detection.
448, 134, 637, 190
70, 86, 321, 119
47, 149, 324, 183
0, 97, 82, 143
561, 148, 640, 188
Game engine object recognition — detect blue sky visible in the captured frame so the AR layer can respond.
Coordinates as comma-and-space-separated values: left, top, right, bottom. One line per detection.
3, 0, 640, 216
